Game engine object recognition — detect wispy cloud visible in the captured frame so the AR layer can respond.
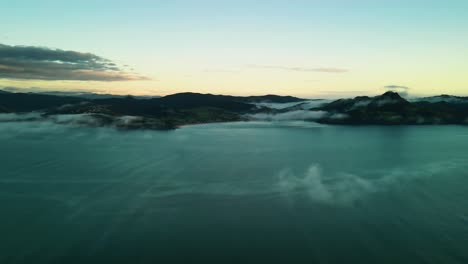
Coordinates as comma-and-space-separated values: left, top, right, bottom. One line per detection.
203, 69, 241, 74
385, 85, 409, 90
247, 64, 349, 73
0, 44, 147, 81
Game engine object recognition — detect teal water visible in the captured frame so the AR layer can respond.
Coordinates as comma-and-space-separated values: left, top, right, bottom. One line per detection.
1, 121, 468, 264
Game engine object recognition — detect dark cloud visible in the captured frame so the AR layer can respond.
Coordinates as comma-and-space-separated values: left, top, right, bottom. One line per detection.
247, 64, 349, 73
0, 44, 147, 81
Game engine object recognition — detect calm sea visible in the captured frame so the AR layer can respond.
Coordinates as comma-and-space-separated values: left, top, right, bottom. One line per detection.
1, 121, 467, 263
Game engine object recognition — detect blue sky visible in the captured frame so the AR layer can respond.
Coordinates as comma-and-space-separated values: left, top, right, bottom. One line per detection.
1, 0, 467, 97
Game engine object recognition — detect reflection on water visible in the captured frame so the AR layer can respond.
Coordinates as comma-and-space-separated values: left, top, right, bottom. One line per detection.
1, 121, 468, 264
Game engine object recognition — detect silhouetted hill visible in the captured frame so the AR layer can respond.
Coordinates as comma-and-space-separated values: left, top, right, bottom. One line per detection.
0, 91, 260, 129
0, 91, 303, 113
318, 92, 468, 125
0, 92, 84, 112
241, 94, 305, 103
415, 95, 468, 104
158, 93, 254, 111
1, 90, 468, 128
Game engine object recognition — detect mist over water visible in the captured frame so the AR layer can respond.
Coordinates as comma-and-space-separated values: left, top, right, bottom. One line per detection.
1, 121, 468, 263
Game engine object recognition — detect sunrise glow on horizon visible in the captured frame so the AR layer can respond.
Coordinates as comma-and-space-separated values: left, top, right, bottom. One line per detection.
1, 0, 468, 98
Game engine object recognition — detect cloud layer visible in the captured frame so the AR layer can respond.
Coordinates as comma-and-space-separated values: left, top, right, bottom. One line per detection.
0, 44, 147, 81
385, 85, 409, 90
248, 64, 349, 73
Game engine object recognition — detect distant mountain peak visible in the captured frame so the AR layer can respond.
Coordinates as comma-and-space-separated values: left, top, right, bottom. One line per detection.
380, 91, 405, 99
371, 91, 409, 106
415, 94, 468, 104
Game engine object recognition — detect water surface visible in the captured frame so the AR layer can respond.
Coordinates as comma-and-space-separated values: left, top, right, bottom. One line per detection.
1, 121, 468, 263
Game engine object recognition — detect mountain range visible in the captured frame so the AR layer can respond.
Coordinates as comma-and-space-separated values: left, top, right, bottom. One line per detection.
1, 89, 467, 129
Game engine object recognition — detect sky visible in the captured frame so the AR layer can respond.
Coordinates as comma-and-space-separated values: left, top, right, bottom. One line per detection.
1, 0, 467, 98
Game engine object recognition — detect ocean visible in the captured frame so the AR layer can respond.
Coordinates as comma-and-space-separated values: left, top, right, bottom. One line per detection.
1, 121, 467, 263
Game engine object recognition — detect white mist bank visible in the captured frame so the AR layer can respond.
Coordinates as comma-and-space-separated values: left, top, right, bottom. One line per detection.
246, 99, 345, 122
0, 113, 159, 131
278, 165, 374, 204
247, 110, 328, 121
247, 110, 348, 122
276, 161, 464, 205
0, 112, 43, 121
